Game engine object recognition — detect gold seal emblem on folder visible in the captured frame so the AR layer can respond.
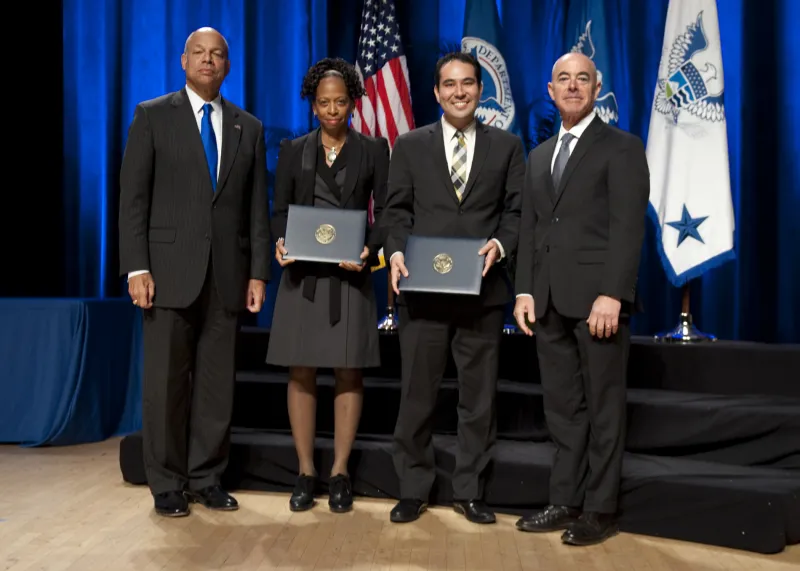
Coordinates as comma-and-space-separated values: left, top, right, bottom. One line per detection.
315, 224, 336, 244
433, 253, 453, 274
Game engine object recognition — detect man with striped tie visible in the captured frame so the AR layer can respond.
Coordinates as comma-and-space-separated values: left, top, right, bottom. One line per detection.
381, 52, 525, 525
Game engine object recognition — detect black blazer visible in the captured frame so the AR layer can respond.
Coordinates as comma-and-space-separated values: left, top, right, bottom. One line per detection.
118, 88, 271, 311
382, 119, 526, 308
271, 127, 390, 268
515, 115, 650, 320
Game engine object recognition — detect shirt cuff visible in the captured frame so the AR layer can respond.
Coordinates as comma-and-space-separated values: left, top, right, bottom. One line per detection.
127, 270, 150, 281
492, 238, 505, 260
389, 251, 403, 262
516, 293, 533, 298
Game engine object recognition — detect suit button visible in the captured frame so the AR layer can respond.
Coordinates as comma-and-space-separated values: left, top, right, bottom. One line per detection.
546, 245, 550, 253
205, 234, 210, 241
552, 217, 559, 223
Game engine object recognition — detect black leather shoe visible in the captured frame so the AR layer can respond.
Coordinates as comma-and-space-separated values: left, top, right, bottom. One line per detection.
186, 485, 239, 511
154, 490, 189, 517
453, 499, 496, 524
389, 499, 427, 523
328, 474, 353, 513
516, 505, 581, 532
561, 512, 619, 546
290, 475, 317, 512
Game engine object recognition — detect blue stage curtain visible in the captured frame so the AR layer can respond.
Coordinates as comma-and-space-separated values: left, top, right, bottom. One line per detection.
0, 299, 142, 446
62, 0, 799, 343
62, 0, 328, 327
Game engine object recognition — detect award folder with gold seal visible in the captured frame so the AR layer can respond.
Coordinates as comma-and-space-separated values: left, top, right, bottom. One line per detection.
398, 235, 485, 295
283, 205, 367, 265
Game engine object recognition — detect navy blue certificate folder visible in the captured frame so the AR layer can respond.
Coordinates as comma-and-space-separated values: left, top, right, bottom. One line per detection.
398, 235, 485, 295
283, 205, 366, 265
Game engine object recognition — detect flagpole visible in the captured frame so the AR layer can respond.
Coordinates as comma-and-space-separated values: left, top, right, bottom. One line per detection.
654, 282, 717, 343
377, 266, 398, 332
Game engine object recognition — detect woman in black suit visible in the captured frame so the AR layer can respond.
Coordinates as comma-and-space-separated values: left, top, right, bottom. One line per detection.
267, 58, 390, 513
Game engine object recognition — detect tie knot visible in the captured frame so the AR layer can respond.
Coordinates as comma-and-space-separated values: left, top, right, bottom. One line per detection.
455, 130, 465, 141
560, 132, 575, 146
203, 103, 213, 116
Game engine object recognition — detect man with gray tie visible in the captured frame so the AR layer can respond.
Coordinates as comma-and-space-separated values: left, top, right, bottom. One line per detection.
119, 27, 270, 517
513, 52, 649, 545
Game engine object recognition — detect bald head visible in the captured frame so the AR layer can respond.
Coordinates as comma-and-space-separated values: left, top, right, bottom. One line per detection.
184, 27, 229, 58
551, 52, 597, 83
548, 52, 601, 129
181, 26, 231, 101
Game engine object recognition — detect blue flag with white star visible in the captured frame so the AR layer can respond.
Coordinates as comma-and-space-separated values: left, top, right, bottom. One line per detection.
461, 0, 519, 135
646, 0, 735, 286
566, 0, 619, 125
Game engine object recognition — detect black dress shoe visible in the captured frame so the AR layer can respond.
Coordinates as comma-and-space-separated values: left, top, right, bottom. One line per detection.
516, 505, 581, 532
154, 490, 189, 517
186, 485, 239, 511
328, 474, 353, 513
290, 474, 317, 512
390, 499, 427, 523
453, 499, 496, 524
561, 512, 619, 546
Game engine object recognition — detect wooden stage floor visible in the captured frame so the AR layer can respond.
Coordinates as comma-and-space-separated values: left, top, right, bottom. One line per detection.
1, 439, 798, 571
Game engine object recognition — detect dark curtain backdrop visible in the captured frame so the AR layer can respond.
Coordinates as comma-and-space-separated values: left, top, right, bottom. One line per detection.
43, 0, 798, 342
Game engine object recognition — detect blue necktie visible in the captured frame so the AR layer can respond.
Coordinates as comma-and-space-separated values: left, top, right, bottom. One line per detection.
201, 103, 218, 191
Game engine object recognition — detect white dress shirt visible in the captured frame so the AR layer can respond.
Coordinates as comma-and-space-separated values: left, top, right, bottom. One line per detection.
517, 111, 597, 299
550, 110, 596, 173
128, 85, 224, 280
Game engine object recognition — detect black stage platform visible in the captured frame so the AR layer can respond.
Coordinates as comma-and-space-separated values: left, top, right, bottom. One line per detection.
119, 327, 800, 554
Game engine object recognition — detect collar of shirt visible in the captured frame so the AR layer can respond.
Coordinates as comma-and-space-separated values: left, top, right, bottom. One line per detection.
557, 110, 596, 143
185, 84, 222, 118
441, 114, 477, 143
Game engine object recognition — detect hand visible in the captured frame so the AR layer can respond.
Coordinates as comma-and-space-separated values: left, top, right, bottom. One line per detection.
478, 240, 500, 277
246, 279, 266, 313
128, 273, 155, 309
513, 296, 536, 336
587, 295, 621, 338
340, 246, 369, 272
275, 238, 294, 267
390, 253, 409, 295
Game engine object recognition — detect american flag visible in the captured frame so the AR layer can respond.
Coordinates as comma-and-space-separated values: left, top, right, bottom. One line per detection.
352, 0, 415, 233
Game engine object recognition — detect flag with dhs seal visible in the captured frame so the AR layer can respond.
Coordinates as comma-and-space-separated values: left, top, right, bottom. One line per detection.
461, 0, 518, 135
646, 0, 735, 287
566, 0, 619, 125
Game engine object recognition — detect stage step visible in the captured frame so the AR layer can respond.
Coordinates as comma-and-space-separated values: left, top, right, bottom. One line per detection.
235, 327, 800, 397
233, 371, 800, 469
118, 429, 800, 554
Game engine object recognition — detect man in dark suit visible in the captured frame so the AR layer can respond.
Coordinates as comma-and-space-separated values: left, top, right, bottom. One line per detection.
381, 52, 525, 525
513, 53, 649, 545
118, 27, 270, 517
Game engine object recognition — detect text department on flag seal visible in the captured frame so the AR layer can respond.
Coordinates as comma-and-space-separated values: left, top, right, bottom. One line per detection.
315, 224, 336, 245
461, 37, 515, 130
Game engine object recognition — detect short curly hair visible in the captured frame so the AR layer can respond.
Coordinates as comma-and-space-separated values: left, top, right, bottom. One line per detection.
301, 57, 366, 102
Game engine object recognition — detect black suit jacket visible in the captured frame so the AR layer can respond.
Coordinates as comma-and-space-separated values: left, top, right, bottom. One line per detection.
118, 88, 271, 311
270, 127, 390, 268
515, 115, 650, 320
383, 119, 525, 308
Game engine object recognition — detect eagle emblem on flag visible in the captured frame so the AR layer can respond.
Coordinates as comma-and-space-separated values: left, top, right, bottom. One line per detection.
654, 11, 725, 124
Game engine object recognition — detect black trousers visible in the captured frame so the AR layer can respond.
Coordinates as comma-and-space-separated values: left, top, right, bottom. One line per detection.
392, 302, 504, 501
535, 305, 630, 514
141, 260, 239, 495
